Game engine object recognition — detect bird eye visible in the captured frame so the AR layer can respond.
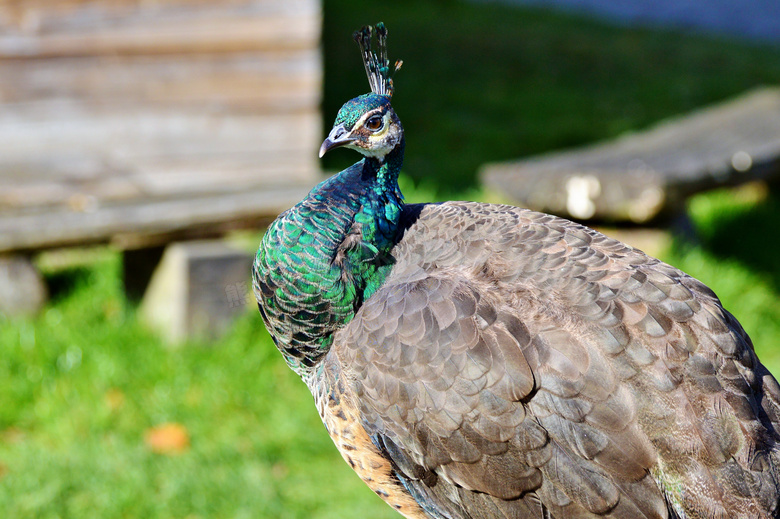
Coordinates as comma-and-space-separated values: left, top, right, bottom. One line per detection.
365, 115, 383, 131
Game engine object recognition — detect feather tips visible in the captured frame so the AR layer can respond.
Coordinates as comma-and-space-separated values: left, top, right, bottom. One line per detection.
328, 201, 780, 518
353, 23, 402, 97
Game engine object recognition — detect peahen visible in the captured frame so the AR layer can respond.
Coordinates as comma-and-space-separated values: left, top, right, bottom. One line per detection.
253, 23, 780, 518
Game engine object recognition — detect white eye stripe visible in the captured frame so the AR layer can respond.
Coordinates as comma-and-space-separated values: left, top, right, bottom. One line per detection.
354, 110, 388, 132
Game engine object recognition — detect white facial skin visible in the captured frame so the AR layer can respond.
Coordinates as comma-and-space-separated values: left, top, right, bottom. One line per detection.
320, 108, 403, 160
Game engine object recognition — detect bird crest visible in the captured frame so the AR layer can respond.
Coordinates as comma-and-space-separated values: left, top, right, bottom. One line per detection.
353, 22, 402, 98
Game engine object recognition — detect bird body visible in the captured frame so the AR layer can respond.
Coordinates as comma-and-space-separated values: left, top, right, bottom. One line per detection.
253, 23, 780, 518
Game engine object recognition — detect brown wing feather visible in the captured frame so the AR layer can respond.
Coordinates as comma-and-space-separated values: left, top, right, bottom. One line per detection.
328, 202, 780, 519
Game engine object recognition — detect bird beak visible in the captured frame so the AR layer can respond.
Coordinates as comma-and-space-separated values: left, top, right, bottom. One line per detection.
319, 124, 356, 158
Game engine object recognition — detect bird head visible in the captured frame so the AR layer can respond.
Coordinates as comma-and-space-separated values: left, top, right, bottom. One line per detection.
319, 23, 403, 161
319, 94, 403, 159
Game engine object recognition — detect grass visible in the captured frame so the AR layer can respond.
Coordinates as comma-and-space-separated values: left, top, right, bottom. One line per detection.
0, 251, 398, 519
1, 1, 780, 517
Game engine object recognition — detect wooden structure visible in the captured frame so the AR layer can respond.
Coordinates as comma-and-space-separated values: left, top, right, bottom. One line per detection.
0, 0, 322, 320
481, 88, 780, 223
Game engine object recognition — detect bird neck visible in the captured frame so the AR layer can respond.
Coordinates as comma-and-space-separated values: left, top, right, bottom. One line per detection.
372, 138, 405, 193
254, 139, 405, 377
353, 139, 406, 298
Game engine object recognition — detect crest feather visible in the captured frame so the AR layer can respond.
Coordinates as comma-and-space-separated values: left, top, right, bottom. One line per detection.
353, 22, 402, 98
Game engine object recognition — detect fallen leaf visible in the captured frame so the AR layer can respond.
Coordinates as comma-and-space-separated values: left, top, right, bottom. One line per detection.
144, 423, 190, 455
104, 388, 125, 411
1, 428, 25, 444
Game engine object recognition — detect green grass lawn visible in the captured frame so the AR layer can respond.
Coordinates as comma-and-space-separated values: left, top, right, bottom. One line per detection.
2, 1, 780, 517
0, 250, 398, 518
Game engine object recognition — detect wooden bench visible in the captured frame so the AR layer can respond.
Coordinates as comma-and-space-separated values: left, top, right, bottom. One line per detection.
0, 0, 322, 335
480, 88, 780, 223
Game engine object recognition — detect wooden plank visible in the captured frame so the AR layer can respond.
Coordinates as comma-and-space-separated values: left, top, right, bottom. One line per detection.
0, 50, 321, 111
480, 88, 780, 222
0, 0, 320, 57
0, 148, 314, 185
0, 185, 315, 253
129, 154, 316, 194
0, 0, 324, 254
0, 146, 318, 211
0, 109, 320, 162
0, 154, 315, 212
0, 105, 321, 213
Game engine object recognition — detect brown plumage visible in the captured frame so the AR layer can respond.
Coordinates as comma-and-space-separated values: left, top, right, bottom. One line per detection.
308, 202, 780, 518
254, 23, 780, 519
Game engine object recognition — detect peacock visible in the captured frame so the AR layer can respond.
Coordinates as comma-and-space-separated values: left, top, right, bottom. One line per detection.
253, 23, 780, 518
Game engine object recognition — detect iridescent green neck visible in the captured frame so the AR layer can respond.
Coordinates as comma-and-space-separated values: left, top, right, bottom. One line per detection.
253, 140, 405, 376
350, 141, 405, 300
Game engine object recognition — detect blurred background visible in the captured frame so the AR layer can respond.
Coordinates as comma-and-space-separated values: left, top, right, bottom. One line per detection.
1, 0, 779, 517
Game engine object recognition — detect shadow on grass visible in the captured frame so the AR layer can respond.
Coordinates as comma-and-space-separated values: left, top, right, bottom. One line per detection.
44, 267, 94, 303
695, 188, 780, 292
